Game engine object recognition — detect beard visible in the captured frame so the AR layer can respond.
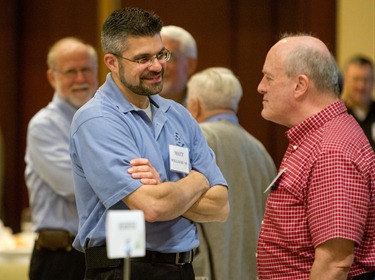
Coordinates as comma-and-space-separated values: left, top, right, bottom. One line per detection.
119, 63, 163, 96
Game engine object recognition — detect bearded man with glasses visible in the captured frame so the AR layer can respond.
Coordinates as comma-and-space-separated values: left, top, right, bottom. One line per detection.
69, 7, 229, 280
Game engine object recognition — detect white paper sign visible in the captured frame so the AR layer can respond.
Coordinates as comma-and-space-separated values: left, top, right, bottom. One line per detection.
169, 145, 190, 174
106, 210, 145, 258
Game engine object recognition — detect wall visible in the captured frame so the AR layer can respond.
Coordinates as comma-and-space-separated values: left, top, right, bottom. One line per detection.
1, 0, 336, 232
336, 0, 375, 97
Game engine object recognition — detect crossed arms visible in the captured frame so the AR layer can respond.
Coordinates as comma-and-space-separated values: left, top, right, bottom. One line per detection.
123, 158, 229, 223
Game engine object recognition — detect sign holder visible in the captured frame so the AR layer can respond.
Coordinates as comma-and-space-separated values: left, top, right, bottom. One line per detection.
106, 210, 145, 280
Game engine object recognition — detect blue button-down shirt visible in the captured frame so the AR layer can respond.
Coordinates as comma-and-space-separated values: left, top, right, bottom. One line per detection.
25, 93, 80, 234
70, 74, 227, 252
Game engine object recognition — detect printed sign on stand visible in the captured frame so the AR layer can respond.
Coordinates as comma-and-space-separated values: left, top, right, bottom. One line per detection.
106, 210, 145, 259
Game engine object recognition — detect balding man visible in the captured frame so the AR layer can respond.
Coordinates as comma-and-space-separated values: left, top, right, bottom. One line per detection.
25, 37, 98, 280
256, 33, 375, 280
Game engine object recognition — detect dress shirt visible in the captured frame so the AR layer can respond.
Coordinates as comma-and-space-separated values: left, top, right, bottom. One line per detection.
25, 93, 80, 234
257, 100, 375, 279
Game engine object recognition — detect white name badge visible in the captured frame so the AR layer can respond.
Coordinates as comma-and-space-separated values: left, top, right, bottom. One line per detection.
106, 210, 145, 258
169, 145, 190, 174
264, 168, 287, 193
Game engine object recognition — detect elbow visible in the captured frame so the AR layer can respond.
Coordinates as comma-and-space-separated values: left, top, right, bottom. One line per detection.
142, 201, 167, 223
337, 254, 354, 274
142, 207, 162, 223
143, 212, 159, 223
218, 201, 230, 222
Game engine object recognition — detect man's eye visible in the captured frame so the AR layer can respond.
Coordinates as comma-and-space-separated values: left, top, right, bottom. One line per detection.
137, 57, 150, 64
265, 76, 273, 81
65, 69, 77, 75
156, 53, 165, 60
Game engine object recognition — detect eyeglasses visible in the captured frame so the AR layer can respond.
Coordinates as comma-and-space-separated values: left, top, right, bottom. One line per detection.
53, 67, 95, 78
112, 49, 171, 67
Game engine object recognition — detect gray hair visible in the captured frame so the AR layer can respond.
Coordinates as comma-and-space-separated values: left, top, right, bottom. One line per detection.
101, 7, 163, 55
187, 67, 242, 112
161, 25, 197, 58
47, 37, 97, 69
280, 33, 340, 95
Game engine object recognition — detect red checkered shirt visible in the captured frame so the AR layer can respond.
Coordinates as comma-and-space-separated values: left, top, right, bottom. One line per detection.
257, 100, 375, 279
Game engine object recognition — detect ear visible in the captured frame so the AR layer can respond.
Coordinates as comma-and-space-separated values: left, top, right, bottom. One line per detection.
187, 97, 203, 122
294, 74, 309, 99
46, 69, 56, 89
187, 57, 198, 77
104, 53, 118, 72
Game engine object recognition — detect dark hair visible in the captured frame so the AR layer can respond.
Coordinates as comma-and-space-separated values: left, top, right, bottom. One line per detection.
101, 7, 163, 55
345, 55, 374, 71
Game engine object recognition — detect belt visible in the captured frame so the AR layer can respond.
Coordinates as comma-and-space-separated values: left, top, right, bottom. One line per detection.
85, 246, 193, 269
36, 229, 74, 251
352, 271, 375, 280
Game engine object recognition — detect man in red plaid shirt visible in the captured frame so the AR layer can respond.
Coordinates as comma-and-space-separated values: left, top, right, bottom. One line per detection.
256, 33, 375, 280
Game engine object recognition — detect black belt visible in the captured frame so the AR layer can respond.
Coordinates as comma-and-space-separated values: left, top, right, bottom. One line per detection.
85, 246, 193, 269
352, 271, 375, 280
36, 229, 74, 251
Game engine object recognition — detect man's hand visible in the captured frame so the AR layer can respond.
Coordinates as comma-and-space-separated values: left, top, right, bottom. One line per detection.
128, 158, 161, 185
126, 158, 228, 223
125, 158, 210, 222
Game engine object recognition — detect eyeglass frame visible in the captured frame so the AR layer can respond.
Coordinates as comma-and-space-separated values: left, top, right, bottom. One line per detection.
52, 67, 96, 78
110, 49, 172, 67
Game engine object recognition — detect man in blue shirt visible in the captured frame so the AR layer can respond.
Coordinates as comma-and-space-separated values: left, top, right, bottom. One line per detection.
25, 37, 98, 280
69, 7, 229, 280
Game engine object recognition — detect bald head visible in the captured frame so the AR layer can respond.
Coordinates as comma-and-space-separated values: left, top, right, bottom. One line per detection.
274, 35, 330, 56
258, 33, 340, 127
270, 34, 339, 95
47, 37, 97, 70
46, 37, 98, 108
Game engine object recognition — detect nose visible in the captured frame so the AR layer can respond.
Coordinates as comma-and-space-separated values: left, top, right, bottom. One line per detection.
257, 77, 266, 94
147, 57, 163, 70
74, 70, 87, 82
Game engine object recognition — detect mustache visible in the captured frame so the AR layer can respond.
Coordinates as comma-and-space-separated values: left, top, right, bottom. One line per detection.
141, 70, 164, 79
71, 84, 90, 90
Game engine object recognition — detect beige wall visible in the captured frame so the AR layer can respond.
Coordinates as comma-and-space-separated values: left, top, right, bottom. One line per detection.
336, 0, 375, 97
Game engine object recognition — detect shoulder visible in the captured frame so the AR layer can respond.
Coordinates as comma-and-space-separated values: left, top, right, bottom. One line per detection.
28, 103, 65, 132
323, 113, 370, 152
71, 94, 111, 132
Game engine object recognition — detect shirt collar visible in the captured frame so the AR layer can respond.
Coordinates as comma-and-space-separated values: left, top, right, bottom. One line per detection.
204, 113, 239, 124
52, 93, 77, 123
99, 73, 168, 113
286, 100, 347, 147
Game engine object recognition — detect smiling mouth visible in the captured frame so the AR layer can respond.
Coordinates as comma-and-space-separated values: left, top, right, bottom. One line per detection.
143, 74, 162, 83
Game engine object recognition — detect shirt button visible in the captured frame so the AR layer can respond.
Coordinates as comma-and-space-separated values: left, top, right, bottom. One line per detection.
293, 145, 298, 150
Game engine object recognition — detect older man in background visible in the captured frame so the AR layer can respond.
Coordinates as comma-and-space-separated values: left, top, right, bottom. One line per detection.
24, 37, 98, 280
186, 67, 276, 280
160, 25, 198, 105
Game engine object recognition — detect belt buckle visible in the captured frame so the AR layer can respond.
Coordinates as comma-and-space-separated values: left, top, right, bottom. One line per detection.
175, 251, 191, 265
